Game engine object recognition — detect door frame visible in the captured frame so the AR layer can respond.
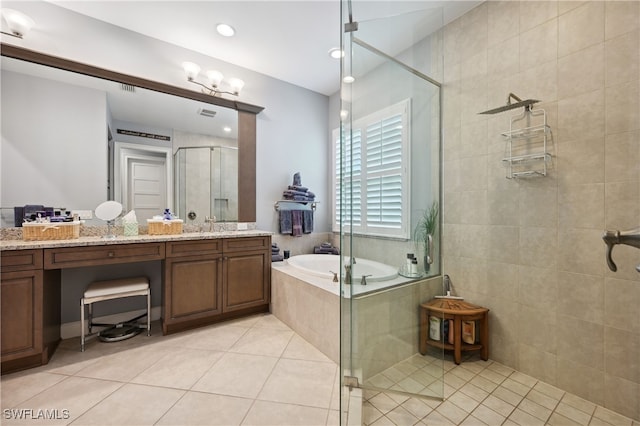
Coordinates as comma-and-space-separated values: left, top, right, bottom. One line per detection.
114, 142, 173, 214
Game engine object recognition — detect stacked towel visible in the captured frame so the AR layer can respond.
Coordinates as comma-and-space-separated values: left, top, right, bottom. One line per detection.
271, 243, 284, 262
314, 242, 340, 255
282, 189, 315, 202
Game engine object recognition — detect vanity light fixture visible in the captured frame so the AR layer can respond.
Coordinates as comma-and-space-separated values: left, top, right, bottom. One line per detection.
1, 9, 35, 39
182, 61, 245, 97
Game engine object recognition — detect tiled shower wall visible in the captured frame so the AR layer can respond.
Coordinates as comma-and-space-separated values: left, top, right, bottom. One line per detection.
438, 1, 639, 420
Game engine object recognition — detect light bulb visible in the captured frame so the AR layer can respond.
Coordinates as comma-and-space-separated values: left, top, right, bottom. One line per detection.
206, 70, 224, 88
228, 77, 245, 95
182, 62, 201, 81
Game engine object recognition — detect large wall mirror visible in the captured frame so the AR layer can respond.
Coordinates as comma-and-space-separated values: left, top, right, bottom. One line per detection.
0, 44, 262, 225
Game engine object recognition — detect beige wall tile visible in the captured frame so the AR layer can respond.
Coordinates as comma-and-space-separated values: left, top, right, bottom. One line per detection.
605, 0, 640, 40
519, 185, 559, 228
605, 80, 640, 135
604, 326, 640, 382
557, 89, 605, 143
558, 227, 605, 276
557, 357, 605, 406
520, 1, 558, 33
488, 188, 520, 226
604, 130, 640, 183
558, 1, 605, 58
558, 43, 605, 100
487, 260, 519, 301
556, 271, 604, 324
488, 36, 520, 80
558, 1, 588, 16
518, 62, 559, 104
488, 1, 520, 46
556, 137, 605, 186
518, 265, 558, 311
519, 226, 558, 269
488, 224, 520, 264
604, 243, 640, 282
603, 375, 640, 421
518, 305, 557, 352
518, 344, 557, 385
460, 3, 489, 60
558, 183, 605, 229
604, 180, 640, 231
557, 314, 604, 370
605, 30, 639, 87
520, 19, 558, 70
459, 189, 489, 225
460, 120, 489, 159
604, 276, 640, 333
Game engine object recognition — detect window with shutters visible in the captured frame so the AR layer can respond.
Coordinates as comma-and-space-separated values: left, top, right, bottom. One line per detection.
332, 99, 410, 239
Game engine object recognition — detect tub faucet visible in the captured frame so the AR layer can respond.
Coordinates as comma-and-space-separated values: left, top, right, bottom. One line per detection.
344, 265, 352, 284
360, 274, 372, 286
603, 228, 640, 272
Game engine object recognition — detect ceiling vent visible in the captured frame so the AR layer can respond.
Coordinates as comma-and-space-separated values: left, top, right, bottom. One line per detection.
120, 83, 136, 93
198, 108, 217, 118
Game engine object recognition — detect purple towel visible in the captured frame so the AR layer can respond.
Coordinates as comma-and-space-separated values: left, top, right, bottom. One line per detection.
279, 211, 292, 234
292, 210, 303, 237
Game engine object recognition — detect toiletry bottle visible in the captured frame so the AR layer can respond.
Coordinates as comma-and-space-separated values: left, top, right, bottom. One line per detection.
411, 258, 418, 275
406, 253, 414, 273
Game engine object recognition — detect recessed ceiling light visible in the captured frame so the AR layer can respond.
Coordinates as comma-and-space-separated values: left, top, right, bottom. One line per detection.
223, 126, 232, 133
216, 23, 235, 37
328, 48, 344, 59
343, 75, 355, 84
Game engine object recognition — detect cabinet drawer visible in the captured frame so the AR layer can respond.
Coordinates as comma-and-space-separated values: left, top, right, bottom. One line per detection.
1, 250, 43, 272
223, 236, 270, 253
44, 243, 165, 269
166, 240, 222, 257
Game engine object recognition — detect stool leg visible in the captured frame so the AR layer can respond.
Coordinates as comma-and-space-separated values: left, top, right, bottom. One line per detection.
80, 299, 85, 352
146, 290, 151, 336
480, 313, 489, 361
453, 316, 462, 365
88, 302, 93, 334
419, 307, 428, 355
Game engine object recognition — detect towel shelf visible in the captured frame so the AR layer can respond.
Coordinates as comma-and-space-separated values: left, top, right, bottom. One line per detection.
274, 200, 318, 211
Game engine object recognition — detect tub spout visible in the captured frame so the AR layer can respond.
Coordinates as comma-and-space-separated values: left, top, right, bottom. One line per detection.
603, 228, 640, 272
344, 265, 351, 284
329, 271, 338, 283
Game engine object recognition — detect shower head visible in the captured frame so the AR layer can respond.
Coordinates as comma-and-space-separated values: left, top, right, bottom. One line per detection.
478, 93, 540, 115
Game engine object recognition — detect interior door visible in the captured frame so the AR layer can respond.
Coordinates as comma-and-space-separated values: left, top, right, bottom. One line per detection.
127, 156, 166, 221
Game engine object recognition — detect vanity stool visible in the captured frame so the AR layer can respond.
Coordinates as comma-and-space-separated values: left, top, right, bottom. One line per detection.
80, 276, 151, 351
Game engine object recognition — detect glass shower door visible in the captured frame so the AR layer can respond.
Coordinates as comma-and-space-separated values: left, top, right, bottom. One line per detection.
339, 2, 446, 416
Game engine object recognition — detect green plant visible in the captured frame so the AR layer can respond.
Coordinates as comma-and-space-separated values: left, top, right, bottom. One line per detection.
414, 200, 439, 253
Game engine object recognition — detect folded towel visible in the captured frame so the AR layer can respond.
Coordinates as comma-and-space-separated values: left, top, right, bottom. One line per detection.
302, 210, 313, 234
314, 246, 340, 255
272, 248, 280, 254
292, 210, 303, 237
288, 185, 308, 192
279, 210, 292, 234
321, 242, 332, 248
272, 243, 278, 248
272, 254, 284, 262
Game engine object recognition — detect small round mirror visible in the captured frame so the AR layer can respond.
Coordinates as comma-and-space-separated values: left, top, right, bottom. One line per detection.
95, 201, 123, 221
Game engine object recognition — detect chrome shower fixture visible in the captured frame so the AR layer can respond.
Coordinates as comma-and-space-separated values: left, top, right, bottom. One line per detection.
479, 93, 540, 115
602, 228, 640, 272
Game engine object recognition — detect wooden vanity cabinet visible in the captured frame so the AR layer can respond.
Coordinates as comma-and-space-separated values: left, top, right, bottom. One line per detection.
1, 250, 61, 374
162, 236, 271, 334
223, 237, 271, 312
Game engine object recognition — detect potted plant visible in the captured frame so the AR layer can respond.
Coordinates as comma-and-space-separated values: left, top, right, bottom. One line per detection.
414, 201, 438, 273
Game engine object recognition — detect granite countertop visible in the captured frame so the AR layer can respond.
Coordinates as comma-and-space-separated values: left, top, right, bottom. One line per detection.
1, 228, 272, 251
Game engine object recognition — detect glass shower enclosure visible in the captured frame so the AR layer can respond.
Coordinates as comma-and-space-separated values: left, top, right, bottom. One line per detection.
339, 2, 447, 422
174, 146, 239, 223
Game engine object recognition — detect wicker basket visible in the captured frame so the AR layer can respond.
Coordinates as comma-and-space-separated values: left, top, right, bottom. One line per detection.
147, 219, 183, 235
22, 221, 81, 241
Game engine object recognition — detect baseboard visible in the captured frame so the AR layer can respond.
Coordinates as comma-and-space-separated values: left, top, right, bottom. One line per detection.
61, 306, 162, 339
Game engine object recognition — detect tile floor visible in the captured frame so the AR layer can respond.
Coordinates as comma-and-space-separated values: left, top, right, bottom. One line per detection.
1, 313, 638, 426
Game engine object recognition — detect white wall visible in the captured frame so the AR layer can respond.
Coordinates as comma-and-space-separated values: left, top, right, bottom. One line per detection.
1, 70, 108, 210
1, 0, 331, 233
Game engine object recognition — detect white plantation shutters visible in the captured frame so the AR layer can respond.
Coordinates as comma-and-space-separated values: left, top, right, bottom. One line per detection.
333, 99, 410, 238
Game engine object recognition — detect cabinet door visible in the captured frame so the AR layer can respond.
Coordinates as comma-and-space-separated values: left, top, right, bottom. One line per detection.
165, 254, 223, 319
1, 270, 43, 360
223, 250, 270, 312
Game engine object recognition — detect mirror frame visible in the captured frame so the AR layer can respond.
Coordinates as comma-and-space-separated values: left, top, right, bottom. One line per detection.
1, 43, 264, 223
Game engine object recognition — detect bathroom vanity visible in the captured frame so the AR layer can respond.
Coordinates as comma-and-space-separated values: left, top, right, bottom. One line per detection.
0, 231, 271, 374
